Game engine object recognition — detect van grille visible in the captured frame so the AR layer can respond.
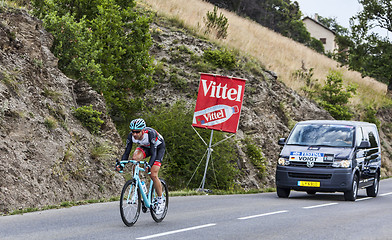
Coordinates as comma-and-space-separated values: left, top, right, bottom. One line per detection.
290, 162, 333, 168
288, 172, 332, 179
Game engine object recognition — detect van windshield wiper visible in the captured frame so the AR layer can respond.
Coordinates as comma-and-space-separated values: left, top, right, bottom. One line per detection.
287, 143, 335, 147
286, 143, 309, 146
309, 144, 335, 147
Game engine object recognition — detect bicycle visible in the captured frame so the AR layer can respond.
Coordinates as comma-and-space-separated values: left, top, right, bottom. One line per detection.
117, 160, 169, 227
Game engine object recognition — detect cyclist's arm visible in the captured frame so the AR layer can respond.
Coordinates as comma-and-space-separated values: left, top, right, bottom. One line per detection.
147, 130, 158, 167
121, 133, 133, 160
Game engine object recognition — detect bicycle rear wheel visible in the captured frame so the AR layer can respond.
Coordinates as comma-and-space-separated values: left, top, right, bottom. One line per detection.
150, 178, 169, 222
120, 179, 141, 226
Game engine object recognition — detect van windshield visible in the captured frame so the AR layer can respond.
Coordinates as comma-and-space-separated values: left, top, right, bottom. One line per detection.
286, 124, 355, 147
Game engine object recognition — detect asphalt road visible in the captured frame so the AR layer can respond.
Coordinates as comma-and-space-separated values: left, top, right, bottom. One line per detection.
1, 178, 392, 240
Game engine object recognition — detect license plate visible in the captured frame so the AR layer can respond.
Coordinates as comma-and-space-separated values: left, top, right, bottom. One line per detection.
298, 181, 320, 187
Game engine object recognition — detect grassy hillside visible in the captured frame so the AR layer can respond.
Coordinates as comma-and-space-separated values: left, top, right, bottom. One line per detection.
140, 0, 391, 110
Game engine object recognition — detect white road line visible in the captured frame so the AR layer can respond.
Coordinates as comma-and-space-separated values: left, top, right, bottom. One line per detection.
303, 203, 338, 209
356, 197, 372, 201
136, 223, 216, 239
238, 210, 288, 220
380, 192, 392, 196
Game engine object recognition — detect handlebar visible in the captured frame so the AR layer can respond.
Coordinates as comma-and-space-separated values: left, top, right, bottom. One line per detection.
119, 160, 146, 165
116, 160, 149, 173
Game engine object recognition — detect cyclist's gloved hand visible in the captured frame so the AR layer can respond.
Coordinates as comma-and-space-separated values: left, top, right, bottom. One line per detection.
145, 164, 151, 173
115, 159, 124, 173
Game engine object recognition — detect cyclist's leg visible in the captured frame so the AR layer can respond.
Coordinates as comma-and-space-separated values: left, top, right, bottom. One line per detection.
150, 163, 162, 197
132, 147, 145, 161
151, 144, 165, 197
131, 148, 145, 172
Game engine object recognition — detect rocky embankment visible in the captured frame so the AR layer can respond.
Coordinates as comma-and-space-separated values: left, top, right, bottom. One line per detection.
0, 9, 123, 213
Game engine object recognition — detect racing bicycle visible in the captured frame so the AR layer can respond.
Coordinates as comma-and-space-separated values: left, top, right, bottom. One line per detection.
117, 160, 169, 226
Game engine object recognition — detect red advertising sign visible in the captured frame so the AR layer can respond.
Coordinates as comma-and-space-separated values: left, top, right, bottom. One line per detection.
192, 73, 246, 133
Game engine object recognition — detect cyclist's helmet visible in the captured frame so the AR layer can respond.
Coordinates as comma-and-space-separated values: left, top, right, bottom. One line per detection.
129, 118, 146, 130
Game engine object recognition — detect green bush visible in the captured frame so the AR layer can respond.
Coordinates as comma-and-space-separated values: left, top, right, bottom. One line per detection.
244, 138, 266, 178
44, 117, 57, 130
362, 106, 380, 127
203, 48, 237, 70
308, 37, 325, 54
73, 105, 104, 134
32, 0, 154, 122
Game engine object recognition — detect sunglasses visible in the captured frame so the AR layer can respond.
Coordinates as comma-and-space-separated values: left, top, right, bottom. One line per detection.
132, 130, 141, 134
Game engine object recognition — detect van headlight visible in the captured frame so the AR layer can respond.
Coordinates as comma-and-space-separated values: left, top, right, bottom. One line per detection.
278, 158, 290, 166
332, 160, 351, 168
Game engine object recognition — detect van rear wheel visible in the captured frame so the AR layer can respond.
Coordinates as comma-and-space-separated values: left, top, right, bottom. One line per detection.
277, 187, 290, 198
344, 174, 358, 201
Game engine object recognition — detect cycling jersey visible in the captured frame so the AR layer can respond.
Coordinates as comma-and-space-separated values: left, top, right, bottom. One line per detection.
121, 127, 165, 167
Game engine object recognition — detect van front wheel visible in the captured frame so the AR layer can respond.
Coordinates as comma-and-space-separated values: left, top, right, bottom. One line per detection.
344, 174, 358, 201
277, 187, 290, 198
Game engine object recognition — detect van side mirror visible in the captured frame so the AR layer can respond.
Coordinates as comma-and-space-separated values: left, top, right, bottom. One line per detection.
278, 138, 286, 146
358, 140, 370, 149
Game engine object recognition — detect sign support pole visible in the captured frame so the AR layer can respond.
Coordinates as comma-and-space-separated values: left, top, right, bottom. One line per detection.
191, 126, 235, 191
200, 130, 214, 191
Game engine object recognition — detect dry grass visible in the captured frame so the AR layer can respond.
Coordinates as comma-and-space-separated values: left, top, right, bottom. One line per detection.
141, 0, 390, 108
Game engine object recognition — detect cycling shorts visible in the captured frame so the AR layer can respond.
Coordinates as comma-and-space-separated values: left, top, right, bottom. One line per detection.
136, 143, 165, 166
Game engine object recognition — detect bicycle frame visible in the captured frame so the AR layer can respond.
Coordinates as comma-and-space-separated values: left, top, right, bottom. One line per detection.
120, 160, 154, 208
119, 159, 169, 226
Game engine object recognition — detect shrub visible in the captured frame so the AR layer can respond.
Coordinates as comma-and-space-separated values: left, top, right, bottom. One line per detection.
203, 48, 237, 70
73, 105, 104, 134
44, 117, 57, 130
362, 106, 380, 127
0, 71, 19, 95
244, 138, 266, 178
292, 67, 320, 99
91, 141, 117, 162
204, 6, 229, 39
308, 37, 325, 54
141, 101, 239, 190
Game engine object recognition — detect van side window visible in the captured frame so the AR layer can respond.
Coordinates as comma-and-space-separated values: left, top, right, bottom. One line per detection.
356, 127, 364, 147
363, 126, 379, 148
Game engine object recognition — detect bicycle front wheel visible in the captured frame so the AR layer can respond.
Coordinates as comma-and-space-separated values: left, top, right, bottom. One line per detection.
120, 179, 141, 226
150, 178, 169, 223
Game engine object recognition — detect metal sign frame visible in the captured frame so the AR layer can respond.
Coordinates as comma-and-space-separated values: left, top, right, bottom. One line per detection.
192, 126, 235, 191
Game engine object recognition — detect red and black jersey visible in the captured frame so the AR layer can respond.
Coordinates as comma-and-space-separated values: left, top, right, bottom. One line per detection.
121, 127, 165, 167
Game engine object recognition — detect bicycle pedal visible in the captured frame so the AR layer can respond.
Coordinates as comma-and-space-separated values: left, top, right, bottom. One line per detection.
142, 206, 148, 213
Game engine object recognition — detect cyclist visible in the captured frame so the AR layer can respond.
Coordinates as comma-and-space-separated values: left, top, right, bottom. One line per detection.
116, 118, 166, 214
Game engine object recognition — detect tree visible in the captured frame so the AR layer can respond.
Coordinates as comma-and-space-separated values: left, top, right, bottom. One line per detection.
349, 0, 392, 89
204, 6, 229, 39
318, 70, 356, 120
317, 16, 352, 65
318, 16, 349, 36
